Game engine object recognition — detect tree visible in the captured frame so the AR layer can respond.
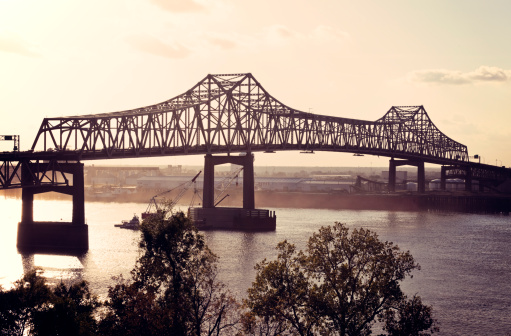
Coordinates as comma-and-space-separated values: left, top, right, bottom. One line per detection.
238, 310, 290, 336
246, 222, 438, 336
100, 211, 240, 336
31, 280, 100, 336
245, 241, 323, 336
0, 271, 99, 336
0, 270, 51, 336
379, 295, 439, 336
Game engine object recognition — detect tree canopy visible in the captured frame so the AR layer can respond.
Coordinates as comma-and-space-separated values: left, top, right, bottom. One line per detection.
245, 222, 438, 336
100, 211, 239, 336
0, 271, 99, 336
1, 217, 438, 336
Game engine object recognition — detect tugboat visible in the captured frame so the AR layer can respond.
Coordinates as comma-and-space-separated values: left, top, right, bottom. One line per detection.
114, 214, 141, 230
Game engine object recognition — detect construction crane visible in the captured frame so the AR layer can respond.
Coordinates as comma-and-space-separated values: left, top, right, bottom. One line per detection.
142, 171, 201, 219
214, 166, 243, 206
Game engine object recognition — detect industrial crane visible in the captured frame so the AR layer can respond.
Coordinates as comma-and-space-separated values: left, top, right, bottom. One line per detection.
142, 171, 202, 219
214, 166, 243, 206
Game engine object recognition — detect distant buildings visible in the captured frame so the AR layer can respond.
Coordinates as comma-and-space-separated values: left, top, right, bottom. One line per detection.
381, 170, 408, 183
84, 165, 452, 196
136, 175, 356, 193
429, 178, 466, 191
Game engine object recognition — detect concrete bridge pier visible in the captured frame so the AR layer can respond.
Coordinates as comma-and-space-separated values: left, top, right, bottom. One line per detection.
203, 153, 255, 209
17, 162, 88, 254
464, 167, 473, 192
190, 153, 275, 231
440, 166, 447, 191
441, 165, 476, 192
388, 158, 426, 193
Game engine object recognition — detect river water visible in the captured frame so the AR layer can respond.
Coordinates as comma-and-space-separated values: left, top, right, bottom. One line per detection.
0, 198, 510, 335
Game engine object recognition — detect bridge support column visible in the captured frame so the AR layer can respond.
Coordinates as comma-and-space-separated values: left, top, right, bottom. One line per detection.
388, 158, 426, 193
478, 181, 485, 192
203, 153, 255, 210
440, 166, 447, 191
465, 167, 473, 192
192, 153, 275, 230
417, 161, 425, 193
202, 154, 215, 208
72, 163, 85, 225
388, 159, 396, 192
21, 161, 34, 224
242, 153, 255, 210
203, 154, 216, 208
17, 162, 88, 254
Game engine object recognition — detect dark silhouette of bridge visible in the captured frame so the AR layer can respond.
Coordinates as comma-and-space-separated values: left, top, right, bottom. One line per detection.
1, 73, 510, 251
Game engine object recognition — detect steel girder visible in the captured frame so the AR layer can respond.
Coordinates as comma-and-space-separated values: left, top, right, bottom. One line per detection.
0, 158, 70, 189
445, 164, 511, 185
29, 73, 468, 164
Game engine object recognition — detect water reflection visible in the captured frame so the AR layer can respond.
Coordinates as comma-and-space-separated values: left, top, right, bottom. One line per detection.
21, 253, 84, 285
0, 199, 510, 335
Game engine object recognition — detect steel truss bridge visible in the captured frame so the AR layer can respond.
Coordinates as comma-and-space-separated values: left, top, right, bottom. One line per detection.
1, 73, 510, 191
3, 72, 511, 252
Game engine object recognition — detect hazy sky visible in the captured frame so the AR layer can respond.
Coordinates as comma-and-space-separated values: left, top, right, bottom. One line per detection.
1, 0, 510, 168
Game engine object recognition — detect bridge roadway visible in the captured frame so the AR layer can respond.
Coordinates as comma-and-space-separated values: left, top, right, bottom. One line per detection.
1, 73, 510, 252
1, 148, 509, 191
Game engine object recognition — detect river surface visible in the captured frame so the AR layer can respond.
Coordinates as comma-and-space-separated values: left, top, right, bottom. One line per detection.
0, 198, 510, 335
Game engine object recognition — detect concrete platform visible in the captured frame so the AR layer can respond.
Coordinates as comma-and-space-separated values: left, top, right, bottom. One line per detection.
17, 221, 89, 254
188, 207, 276, 231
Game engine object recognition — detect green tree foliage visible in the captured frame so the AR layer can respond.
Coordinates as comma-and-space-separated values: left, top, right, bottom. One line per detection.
100, 211, 240, 336
244, 241, 322, 336
245, 222, 438, 336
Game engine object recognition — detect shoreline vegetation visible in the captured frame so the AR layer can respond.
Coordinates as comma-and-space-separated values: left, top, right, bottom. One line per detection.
1, 211, 439, 336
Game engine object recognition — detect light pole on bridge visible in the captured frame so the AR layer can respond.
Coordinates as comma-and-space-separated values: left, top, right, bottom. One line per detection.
0, 135, 20, 151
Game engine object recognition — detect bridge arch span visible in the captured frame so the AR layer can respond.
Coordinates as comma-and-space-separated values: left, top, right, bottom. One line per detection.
30, 73, 468, 165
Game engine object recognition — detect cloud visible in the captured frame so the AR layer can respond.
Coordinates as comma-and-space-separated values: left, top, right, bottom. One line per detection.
262, 25, 300, 45
126, 35, 191, 59
310, 25, 351, 42
204, 34, 238, 50
124, 24, 349, 59
149, 0, 205, 13
269, 25, 300, 39
0, 33, 39, 57
469, 66, 509, 82
407, 66, 511, 85
262, 24, 350, 46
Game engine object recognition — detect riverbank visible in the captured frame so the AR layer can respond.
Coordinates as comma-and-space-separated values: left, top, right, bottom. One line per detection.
253, 191, 511, 214
4, 188, 510, 214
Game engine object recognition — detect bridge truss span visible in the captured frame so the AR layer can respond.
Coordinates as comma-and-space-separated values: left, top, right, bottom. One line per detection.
30, 73, 468, 164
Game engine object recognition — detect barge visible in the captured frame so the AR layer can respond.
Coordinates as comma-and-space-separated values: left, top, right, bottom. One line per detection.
188, 207, 276, 231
